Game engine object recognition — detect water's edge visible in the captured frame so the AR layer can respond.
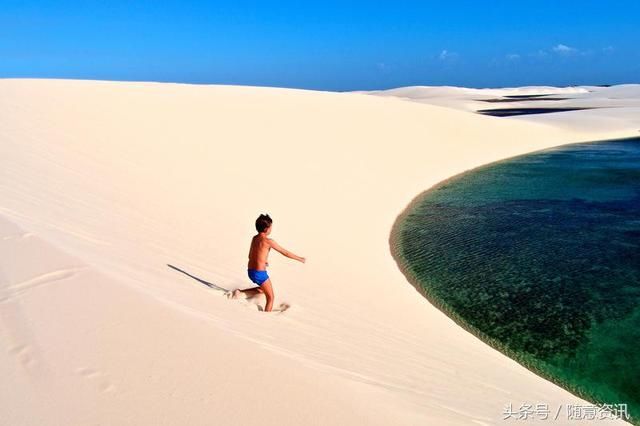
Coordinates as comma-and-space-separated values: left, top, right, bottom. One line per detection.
388, 136, 640, 424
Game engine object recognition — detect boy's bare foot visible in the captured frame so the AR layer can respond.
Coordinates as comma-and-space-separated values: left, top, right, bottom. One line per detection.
231, 289, 242, 299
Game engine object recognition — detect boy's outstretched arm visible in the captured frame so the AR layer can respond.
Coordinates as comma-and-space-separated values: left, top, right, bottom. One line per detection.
269, 239, 306, 263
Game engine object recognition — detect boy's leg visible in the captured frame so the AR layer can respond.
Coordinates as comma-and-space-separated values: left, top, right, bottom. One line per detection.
261, 279, 274, 312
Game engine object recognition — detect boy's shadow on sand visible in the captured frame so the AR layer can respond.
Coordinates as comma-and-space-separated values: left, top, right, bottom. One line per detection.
167, 264, 289, 313
167, 264, 229, 293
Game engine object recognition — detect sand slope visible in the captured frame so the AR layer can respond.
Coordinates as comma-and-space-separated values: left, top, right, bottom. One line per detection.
0, 79, 636, 425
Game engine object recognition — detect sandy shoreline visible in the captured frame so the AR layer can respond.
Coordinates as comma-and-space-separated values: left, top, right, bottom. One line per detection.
1, 79, 638, 425
388, 135, 640, 423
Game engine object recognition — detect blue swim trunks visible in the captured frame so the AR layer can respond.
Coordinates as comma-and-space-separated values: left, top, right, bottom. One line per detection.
247, 269, 269, 286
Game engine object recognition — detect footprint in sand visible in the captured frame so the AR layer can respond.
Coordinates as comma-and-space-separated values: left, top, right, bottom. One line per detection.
76, 367, 116, 393
77, 367, 101, 378
256, 303, 291, 313
8, 344, 35, 367
276, 303, 291, 313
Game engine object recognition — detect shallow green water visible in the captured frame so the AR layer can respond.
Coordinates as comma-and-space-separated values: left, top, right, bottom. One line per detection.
393, 137, 640, 423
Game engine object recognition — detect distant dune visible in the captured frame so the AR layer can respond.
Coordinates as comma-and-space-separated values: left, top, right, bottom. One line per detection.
361, 84, 640, 134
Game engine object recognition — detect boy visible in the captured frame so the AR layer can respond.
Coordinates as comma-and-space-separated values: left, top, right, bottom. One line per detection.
232, 214, 305, 312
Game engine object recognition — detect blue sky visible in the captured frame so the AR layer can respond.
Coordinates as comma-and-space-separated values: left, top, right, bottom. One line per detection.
1, 1, 638, 90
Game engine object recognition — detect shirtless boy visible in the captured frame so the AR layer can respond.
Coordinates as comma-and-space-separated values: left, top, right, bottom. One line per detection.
232, 214, 305, 312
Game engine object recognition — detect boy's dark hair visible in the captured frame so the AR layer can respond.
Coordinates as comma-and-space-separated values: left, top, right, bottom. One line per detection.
255, 214, 272, 233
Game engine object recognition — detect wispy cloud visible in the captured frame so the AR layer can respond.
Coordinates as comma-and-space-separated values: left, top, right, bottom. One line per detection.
552, 44, 578, 55
499, 43, 614, 66
439, 49, 459, 61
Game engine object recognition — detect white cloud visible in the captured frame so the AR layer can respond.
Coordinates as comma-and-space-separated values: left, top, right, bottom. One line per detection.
439, 49, 459, 61
552, 44, 578, 55
521, 44, 611, 61
506, 53, 521, 60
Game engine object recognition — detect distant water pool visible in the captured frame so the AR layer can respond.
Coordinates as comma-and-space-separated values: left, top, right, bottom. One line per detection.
392, 137, 640, 423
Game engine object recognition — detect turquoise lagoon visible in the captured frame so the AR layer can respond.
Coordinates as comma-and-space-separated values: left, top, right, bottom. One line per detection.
392, 137, 640, 423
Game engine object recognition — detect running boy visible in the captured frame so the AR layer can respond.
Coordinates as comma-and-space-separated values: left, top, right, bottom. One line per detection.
232, 214, 305, 312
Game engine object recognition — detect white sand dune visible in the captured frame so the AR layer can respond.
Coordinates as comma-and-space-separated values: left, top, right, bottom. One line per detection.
0, 79, 636, 425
